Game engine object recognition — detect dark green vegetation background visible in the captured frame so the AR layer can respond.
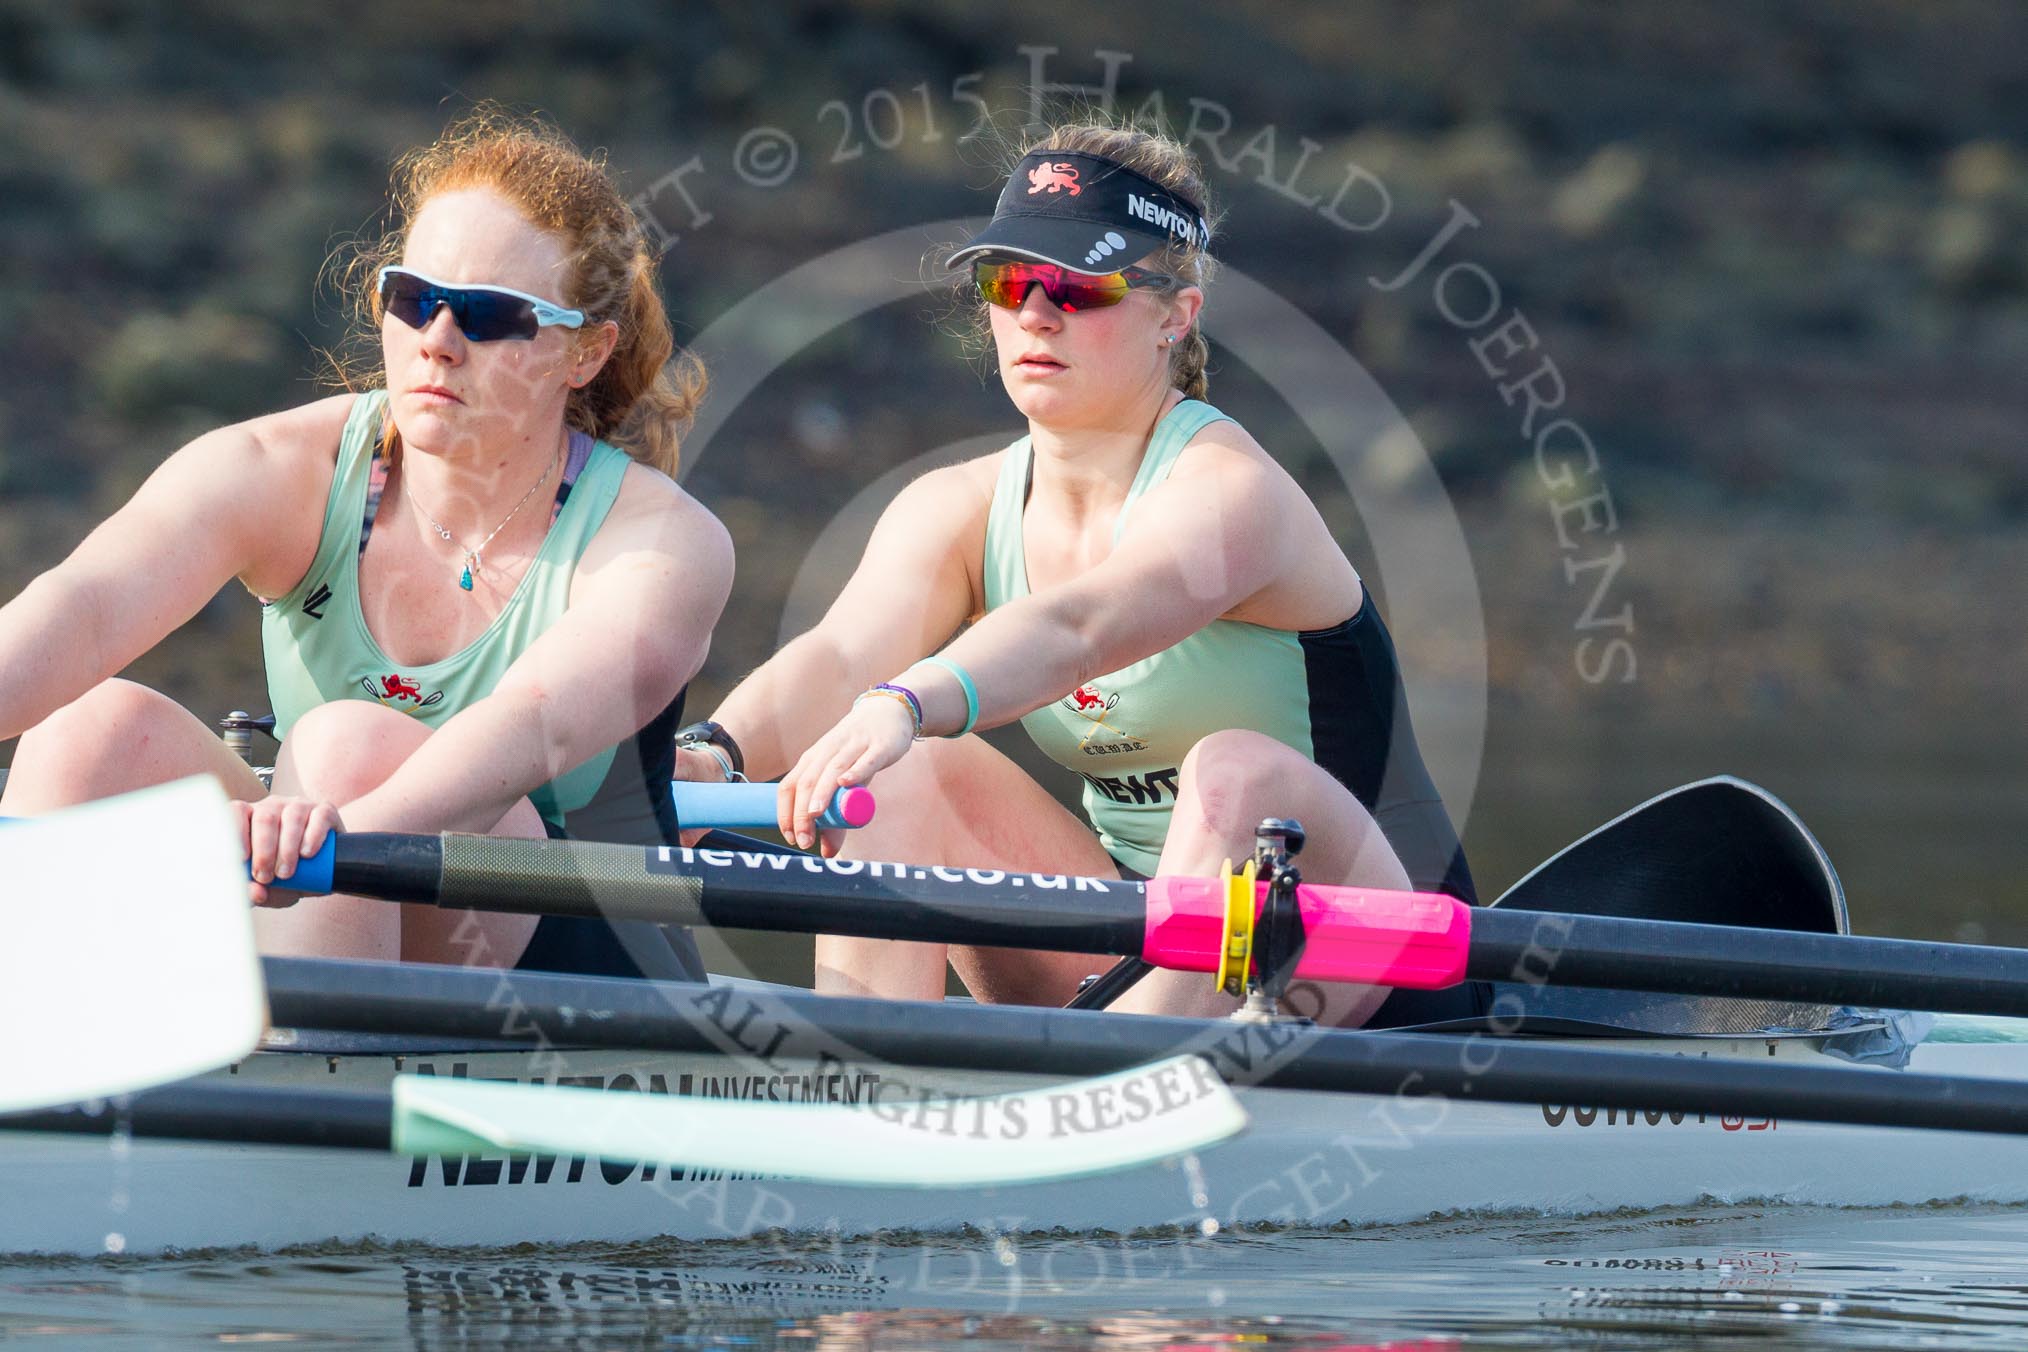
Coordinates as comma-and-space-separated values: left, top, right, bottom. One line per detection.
2, 1, 2022, 951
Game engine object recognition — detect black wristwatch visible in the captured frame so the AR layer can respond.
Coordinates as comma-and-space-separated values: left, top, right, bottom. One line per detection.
675, 720, 745, 780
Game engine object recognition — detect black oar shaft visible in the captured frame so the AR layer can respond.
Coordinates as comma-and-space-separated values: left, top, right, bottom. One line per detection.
4, 1085, 392, 1150
332, 832, 2028, 1019
11, 959, 2028, 1147
333, 833, 1148, 955
1470, 908, 2028, 1017
259, 958, 2028, 1138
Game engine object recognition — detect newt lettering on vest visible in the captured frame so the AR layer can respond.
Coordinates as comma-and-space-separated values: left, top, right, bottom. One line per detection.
1079, 767, 1181, 805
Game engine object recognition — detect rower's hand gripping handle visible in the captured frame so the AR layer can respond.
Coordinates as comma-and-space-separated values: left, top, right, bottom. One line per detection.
270, 783, 877, 896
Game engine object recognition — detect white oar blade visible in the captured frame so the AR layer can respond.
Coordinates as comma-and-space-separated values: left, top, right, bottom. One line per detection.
392, 1053, 1247, 1188
0, 777, 264, 1112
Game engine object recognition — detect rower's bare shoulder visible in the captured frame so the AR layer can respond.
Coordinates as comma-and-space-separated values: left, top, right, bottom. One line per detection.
877, 452, 1000, 533
1180, 416, 1271, 466
593, 461, 733, 578
609, 458, 705, 518
111, 396, 356, 598
233, 394, 356, 474
945, 450, 1008, 499
1170, 417, 1294, 499
852, 457, 997, 586
158, 393, 350, 480
130, 396, 352, 525
1172, 417, 1362, 627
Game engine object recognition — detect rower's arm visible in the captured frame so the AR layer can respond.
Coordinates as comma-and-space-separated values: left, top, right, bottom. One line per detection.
0, 402, 338, 742
903, 437, 1294, 737
336, 466, 734, 836
706, 461, 990, 782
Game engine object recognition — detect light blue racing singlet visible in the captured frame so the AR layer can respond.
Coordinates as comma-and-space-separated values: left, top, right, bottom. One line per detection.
260, 390, 630, 829
980, 398, 1476, 903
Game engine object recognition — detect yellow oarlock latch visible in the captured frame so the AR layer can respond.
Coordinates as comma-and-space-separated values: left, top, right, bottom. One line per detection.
1215, 856, 1260, 998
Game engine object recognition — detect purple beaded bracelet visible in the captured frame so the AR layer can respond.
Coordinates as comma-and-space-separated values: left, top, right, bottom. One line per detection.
856, 681, 925, 738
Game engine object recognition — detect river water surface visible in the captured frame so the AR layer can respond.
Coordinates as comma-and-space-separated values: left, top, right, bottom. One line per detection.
7, 1205, 2028, 1348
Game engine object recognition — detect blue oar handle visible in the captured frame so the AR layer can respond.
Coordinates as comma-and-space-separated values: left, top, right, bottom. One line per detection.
272, 782, 876, 897
278, 838, 338, 896
3, 811, 345, 893
670, 781, 876, 832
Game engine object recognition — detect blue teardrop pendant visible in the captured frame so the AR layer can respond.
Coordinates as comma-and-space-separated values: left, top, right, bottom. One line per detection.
458, 563, 474, 591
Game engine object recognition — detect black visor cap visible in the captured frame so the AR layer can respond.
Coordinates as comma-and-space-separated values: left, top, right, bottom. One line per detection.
946, 151, 1211, 275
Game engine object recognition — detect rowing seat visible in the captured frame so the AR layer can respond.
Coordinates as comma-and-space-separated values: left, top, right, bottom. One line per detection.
1435, 776, 1852, 1037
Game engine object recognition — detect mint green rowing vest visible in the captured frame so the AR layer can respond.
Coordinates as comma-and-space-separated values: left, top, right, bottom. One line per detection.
982, 399, 1316, 876
260, 390, 630, 828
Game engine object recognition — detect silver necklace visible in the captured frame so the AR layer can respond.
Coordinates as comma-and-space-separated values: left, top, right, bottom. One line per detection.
402, 443, 561, 592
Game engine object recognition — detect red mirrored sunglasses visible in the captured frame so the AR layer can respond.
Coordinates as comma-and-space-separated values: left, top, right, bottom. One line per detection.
972, 258, 1177, 314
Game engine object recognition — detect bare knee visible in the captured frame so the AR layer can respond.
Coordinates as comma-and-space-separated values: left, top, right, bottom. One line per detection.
491, 794, 547, 840
869, 735, 976, 798
18, 679, 174, 754
278, 701, 429, 801
845, 734, 1098, 874
7, 680, 237, 811
844, 735, 997, 838
843, 736, 977, 858
1176, 729, 1297, 838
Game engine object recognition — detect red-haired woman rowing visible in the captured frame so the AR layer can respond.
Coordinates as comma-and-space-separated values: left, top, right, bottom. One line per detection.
1, 112, 731, 977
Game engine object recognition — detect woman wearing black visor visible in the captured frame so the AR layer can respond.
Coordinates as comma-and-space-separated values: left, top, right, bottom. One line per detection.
680, 122, 1486, 1027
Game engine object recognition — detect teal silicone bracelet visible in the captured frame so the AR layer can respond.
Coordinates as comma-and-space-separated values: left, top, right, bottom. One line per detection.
920, 655, 980, 738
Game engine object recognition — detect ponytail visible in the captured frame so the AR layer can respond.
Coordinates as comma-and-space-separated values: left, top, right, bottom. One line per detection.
569, 240, 705, 478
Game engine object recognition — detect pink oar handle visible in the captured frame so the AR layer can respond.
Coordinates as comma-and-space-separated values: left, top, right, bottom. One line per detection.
1142, 877, 1472, 989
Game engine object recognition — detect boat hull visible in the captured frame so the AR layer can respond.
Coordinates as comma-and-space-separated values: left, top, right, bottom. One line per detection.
8, 1033, 2028, 1258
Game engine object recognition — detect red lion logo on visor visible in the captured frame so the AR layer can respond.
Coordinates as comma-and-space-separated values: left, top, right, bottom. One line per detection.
1027, 162, 1082, 196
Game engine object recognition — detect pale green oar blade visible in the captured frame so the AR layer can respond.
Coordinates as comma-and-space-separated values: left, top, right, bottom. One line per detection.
0, 777, 265, 1112
393, 1053, 1247, 1187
